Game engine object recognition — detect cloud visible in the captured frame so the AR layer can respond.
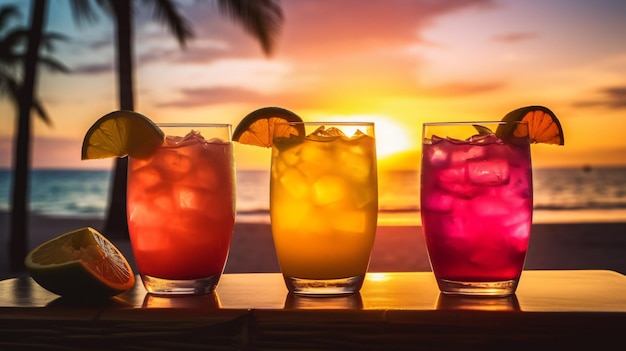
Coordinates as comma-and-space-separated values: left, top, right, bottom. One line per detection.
173, 0, 497, 60
419, 81, 505, 97
492, 32, 538, 43
278, 0, 497, 58
70, 0, 499, 78
72, 62, 112, 74
155, 86, 265, 108
574, 86, 626, 109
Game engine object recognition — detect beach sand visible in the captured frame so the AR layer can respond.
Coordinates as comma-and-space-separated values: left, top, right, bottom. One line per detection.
1, 212, 626, 280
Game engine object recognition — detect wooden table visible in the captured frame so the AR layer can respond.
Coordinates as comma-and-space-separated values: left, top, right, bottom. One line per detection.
2, 270, 626, 350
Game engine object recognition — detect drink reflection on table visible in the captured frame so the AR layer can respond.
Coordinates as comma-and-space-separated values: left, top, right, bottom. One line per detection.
142, 292, 221, 309
46, 295, 133, 308
284, 293, 363, 310
435, 293, 520, 312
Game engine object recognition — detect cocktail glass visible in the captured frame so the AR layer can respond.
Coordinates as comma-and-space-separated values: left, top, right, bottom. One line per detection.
420, 121, 532, 296
127, 123, 235, 295
270, 122, 378, 295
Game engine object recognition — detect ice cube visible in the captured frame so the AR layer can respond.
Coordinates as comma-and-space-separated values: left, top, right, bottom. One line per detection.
440, 215, 467, 238
438, 165, 465, 182
351, 129, 366, 139
504, 210, 532, 232
129, 157, 151, 171
130, 165, 161, 190
353, 188, 376, 209
450, 145, 487, 165
505, 166, 532, 197
421, 190, 454, 213
309, 126, 345, 138
424, 145, 448, 167
469, 133, 501, 145
176, 185, 208, 210
508, 220, 531, 242
470, 193, 510, 216
296, 144, 333, 180
300, 140, 331, 163
153, 149, 193, 181
322, 127, 346, 137
278, 144, 301, 166
435, 165, 480, 198
339, 151, 372, 181
467, 158, 510, 185
128, 184, 175, 230
279, 168, 310, 200
313, 175, 347, 205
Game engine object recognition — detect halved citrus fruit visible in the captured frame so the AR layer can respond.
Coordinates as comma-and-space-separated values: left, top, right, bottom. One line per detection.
82, 110, 164, 160
497, 105, 564, 145
233, 106, 305, 147
25, 227, 135, 298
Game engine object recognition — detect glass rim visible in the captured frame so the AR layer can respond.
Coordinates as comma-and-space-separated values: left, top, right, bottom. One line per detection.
275, 121, 375, 126
423, 121, 527, 126
157, 123, 231, 128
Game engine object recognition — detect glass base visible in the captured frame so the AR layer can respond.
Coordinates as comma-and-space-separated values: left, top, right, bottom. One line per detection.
140, 274, 221, 295
437, 278, 519, 297
284, 275, 364, 296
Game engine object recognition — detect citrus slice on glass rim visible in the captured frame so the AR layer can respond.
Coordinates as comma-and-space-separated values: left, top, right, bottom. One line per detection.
25, 227, 135, 298
497, 105, 564, 145
82, 110, 164, 160
233, 106, 305, 147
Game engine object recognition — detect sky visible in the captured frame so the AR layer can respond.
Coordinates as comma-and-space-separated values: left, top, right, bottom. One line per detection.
0, 0, 625, 170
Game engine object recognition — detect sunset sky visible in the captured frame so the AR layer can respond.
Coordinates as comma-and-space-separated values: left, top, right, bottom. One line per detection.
1, 0, 625, 170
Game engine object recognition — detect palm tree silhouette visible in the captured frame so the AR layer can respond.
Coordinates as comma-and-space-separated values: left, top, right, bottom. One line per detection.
3, 0, 283, 272
70, 0, 284, 239
0, 5, 68, 115
1, 1, 70, 272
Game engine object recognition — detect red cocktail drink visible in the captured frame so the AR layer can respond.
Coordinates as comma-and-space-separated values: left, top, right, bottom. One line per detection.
127, 124, 235, 295
420, 121, 532, 296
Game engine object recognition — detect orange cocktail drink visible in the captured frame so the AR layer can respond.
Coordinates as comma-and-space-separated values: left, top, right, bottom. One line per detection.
127, 124, 235, 295
270, 122, 378, 295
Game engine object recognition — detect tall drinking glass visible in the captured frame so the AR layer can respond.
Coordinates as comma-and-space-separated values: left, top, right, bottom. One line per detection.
127, 124, 235, 295
270, 122, 378, 295
420, 121, 532, 296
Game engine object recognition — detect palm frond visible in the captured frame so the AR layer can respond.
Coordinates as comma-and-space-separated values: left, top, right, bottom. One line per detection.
0, 28, 28, 52
69, 0, 100, 25
32, 97, 52, 126
145, 0, 194, 48
0, 5, 21, 30
217, 0, 283, 56
39, 31, 70, 52
0, 72, 19, 103
0, 71, 53, 126
38, 56, 71, 73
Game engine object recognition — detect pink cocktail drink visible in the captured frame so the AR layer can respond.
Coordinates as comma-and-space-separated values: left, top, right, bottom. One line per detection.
420, 121, 532, 296
127, 124, 235, 295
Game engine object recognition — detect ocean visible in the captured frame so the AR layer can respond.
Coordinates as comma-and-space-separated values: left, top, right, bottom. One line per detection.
0, 167, 625, 225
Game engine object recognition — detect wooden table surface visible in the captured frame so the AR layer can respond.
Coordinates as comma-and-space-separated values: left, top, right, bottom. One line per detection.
2, 270, 626, 350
